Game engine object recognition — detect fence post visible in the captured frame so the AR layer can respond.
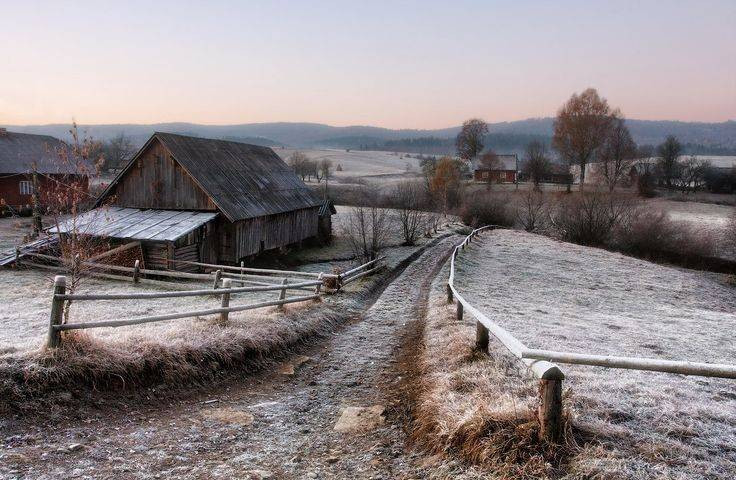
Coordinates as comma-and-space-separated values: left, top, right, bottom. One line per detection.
278, 278, 288, 309
240, 261, 245, 276
213, 269, 222, 289
456, 300, 464, 321
538, 376, 564, 442
446, 283, 453, 303
133, 259, 140, 283
47, 275, 66, 348
15, 247, 21, 267
219, 278, 231, 324
336, 273, 342, 292
475, 321, 489, 352
315, 273, 323, 296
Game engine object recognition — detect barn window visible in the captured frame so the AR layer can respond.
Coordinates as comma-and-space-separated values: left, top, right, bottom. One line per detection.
482, 171, 489, 179
19, 181, 33, 195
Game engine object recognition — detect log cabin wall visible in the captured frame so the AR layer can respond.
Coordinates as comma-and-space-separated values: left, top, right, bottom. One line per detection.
106, 138, 216, 211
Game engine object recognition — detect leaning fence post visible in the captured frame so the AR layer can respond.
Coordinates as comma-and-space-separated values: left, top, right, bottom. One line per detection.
315, 272, 323, 296
446, 283, 453, 303
456, 300, 464, 321
475, 321, 489, 352
219, 278, 231, 324
336, 273, 342, 292
15, 247, 21, 267
278, 278, 288, 309
213, 269, 222, 289
133, 259, 140, 283
47, 275, 66, 348
538, 374, 564, 442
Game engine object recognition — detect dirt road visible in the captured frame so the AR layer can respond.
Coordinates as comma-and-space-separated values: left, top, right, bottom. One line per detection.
1, 237, 459, 479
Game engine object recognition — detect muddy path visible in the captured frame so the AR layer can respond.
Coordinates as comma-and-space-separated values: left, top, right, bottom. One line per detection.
1, 236, 459, 480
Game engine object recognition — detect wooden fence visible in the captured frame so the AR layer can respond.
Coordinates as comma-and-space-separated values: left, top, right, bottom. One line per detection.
448, 226, 736, 441
46, 275, 323, 348
42, 255, 385, 348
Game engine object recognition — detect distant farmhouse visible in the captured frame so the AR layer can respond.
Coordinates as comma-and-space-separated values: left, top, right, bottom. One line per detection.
472, 154, 519, 183
55, 133, 331, 270
0, 128, 89, 213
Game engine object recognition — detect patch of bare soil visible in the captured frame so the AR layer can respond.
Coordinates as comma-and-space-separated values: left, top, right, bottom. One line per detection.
0, 237, 461, 479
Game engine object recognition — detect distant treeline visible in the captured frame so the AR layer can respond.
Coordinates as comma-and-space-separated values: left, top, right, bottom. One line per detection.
318, 134, 736, 157
321, 133, 552, 156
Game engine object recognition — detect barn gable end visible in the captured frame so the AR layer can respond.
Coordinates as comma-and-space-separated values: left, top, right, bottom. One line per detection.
103, 137, 217, 211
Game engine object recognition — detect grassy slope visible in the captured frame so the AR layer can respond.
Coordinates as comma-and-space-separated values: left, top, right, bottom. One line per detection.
421, 229, 735, 479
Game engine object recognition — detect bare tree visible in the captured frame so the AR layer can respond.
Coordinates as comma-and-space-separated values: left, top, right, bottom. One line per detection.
515, 189, 548, 232
522, 141, 551, 190
456, 118, 488, 164
552, 88, 615, 189
676, 156, 710, 193
657, 136, 682, 189
288, 151, 310, 181
342, 188, 390, 262
599, 116, 638, 192
44, 124, 108, 322
478, 151, 500, 189
318, 159, 333, 199
391, 181, 428, 245
101, 133, 136, 171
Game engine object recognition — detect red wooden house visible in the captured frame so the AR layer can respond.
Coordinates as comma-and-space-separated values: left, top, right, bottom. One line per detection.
0, 129, 89, 214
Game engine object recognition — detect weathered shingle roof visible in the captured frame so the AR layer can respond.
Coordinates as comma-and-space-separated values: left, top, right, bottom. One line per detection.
0, 130, 78, 174
99, 132, 321, 222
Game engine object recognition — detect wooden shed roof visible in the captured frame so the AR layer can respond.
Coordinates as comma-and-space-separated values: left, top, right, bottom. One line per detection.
97, 132, 321, 222
49, 207, 219, 241
0, 130, 81, 174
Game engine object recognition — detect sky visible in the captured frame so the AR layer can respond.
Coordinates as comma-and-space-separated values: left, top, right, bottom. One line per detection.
1, 0, 734, 128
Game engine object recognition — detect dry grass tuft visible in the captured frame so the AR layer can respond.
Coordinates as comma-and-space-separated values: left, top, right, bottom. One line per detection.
411, 276, 580, 478
0, 302, 345, 413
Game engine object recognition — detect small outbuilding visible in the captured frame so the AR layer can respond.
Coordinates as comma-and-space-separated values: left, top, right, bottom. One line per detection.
55, 132, 329, 269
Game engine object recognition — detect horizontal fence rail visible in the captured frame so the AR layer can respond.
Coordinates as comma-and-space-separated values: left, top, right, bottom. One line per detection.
448, 225, 736, 440
43, 256, 383, 348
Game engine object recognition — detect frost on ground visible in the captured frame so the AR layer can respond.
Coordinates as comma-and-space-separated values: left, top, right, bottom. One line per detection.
276, 148, 422, 178
452, 229, 736, 478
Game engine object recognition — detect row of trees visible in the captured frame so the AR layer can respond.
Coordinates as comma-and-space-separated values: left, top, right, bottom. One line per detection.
287, 151, 333, 184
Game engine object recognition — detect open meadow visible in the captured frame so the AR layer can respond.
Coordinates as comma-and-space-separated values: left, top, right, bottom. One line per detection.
446, 229, 736, 478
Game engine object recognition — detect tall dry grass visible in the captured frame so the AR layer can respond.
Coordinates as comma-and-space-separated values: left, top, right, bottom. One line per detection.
411, 277, 579, 478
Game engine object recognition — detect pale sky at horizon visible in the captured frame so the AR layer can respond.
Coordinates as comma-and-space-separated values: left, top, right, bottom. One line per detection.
1, 0, 734, 128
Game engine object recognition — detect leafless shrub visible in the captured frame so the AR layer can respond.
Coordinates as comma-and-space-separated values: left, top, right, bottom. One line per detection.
612, 211, 717, 260
460, 193, 515, 228
515, 189, 548, 232
341, 187, 390, 262
551, 192, 639, 246
391, 181, 428, 245
44, 124, 109, 322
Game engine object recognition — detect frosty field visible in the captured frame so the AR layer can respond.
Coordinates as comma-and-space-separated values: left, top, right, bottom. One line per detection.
453, 229, 736, 477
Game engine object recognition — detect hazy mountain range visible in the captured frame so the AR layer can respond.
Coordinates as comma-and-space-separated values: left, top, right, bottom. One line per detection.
3, 118, 735, 154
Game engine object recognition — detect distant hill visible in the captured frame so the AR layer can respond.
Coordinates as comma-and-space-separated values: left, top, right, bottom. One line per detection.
2, 119, 734, 153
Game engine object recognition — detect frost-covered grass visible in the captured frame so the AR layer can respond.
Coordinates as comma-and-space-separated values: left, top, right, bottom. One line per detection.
276, 148, 422, 178
452, 229, 736, 478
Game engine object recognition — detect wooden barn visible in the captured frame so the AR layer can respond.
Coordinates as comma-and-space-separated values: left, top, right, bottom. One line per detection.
53, 132, 329, 270
0, 128, 89, 214
472, 154, 519, 183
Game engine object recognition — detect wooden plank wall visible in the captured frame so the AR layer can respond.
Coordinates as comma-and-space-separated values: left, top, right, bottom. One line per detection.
107, 139, 217, 211
234, 207, 319, 260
